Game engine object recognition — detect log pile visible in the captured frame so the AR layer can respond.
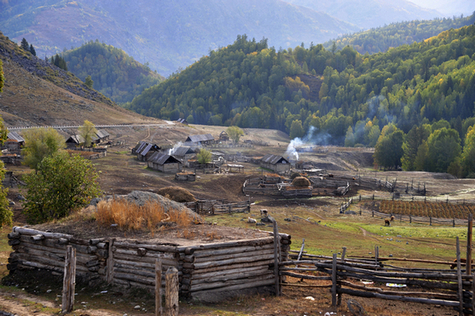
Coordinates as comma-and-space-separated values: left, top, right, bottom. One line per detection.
7, 226, 107, 283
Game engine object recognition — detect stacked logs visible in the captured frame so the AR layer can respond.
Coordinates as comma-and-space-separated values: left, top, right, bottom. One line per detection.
7, 227, 107, 282
109, 240, 179, 290
178, 234, 290, 300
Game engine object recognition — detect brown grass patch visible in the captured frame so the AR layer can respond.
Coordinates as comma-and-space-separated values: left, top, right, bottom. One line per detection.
96, 199, 196, 234
156, 186, 196, 202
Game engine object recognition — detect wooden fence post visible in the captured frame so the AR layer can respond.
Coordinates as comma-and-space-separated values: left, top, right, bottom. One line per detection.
297, 238, 305, 261
467, 214, 473, 276
155, 259, 162, 316
341, 247, 347, 263
61, 245, 76, 314
273, 220, 281, 296
331, 253, 337, 307
375, 246, 379, 266
472, 274, 475, 316
165, 267, 179, 316
106, 238, 115, 284
457, 237, 463, 316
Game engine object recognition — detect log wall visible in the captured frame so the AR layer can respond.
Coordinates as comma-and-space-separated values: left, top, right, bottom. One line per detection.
7, 226, 290, 302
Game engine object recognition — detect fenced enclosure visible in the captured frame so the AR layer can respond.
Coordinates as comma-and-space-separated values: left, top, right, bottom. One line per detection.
281, 238, 475, 315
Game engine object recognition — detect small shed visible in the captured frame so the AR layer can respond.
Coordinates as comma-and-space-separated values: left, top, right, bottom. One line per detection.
95, 129, 110, 143
219, 131, 229, 142
3, 139, 21, 154
7, 132, 25, 146
136, 142, 161, 161
147, 152, 182, 173
65, 135, 85, 148
185, 134, 214, 145
260, 154, 290, 174
176, 118, 188, 124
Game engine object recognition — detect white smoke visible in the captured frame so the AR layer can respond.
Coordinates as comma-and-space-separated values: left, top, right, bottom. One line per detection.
285, 126, 331, 161
168, 141, 183, 155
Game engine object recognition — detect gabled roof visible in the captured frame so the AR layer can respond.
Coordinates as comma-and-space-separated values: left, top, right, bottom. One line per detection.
186, 134, 214, 143
8, 132, 25, 143
136, 142, 160, 156
148, 152, 182, 165
96, 129, 110, 139
66, 134, 85, 144
177, 118, 188, 124
261, 154, 289, 165
171, 146, 195, 156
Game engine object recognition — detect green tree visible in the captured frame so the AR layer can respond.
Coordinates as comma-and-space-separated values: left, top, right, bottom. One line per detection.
23, 151, 101, 223
197, 148, 212, 164
0, 117, 12, 228
401, 125, 430, 171
373, 129, 404, 169
461, 125, 475, 176
20, 38, 29, 51
226, 126, 244, 143
21, 128, 66, 170
85, 75, 94, 89
426, 128, 462, 172
79, 120, 97, 147
289, 119, 305, 139
29, 44, 36, 56
344, 126, 355, 147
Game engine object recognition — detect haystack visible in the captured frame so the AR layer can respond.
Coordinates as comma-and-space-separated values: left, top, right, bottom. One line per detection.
157, 186, 196, 202
291, 176, 311, 187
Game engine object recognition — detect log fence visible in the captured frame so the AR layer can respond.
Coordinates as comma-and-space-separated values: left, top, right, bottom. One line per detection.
7, 226, 290, 303
183, 200, 250, 215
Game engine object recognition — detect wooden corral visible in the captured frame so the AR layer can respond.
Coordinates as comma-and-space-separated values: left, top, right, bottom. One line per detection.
7, 226, 290, 302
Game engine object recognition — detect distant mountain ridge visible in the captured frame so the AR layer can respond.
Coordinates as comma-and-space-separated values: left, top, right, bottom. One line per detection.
282, 0, 443, 30
0, 0, 359, 76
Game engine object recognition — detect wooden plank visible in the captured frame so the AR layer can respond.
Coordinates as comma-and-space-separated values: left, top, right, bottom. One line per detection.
457, 237, 463, 316
332, 253, 337, 307
61, 246, 76, 314
273, 220, 280, 296
467, 213, 473, 275
107, 238, 115, 284
165, 267, 179, 316
155, 259, 162, 316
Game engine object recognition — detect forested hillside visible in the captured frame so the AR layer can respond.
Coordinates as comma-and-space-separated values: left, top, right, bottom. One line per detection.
127, 26, 475, 176
62, 41, 164, 104
324, 13, 475, 55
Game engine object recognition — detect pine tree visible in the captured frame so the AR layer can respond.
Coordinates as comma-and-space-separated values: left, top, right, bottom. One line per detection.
29, 44, 36, 56
20, 38, 29, 51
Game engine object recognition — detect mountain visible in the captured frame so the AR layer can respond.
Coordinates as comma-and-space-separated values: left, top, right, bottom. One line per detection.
323, 13, 475, 55
0, 31, 158, 127
61, 40, 164, 104
0, 0, 358, 76
127, 25, 475, 145
282, 0, 443, 30
405, 0, 475, 16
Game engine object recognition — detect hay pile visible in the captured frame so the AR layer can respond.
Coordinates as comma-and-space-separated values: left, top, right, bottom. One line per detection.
291, 176, 311, 187
156, 186, 196, 202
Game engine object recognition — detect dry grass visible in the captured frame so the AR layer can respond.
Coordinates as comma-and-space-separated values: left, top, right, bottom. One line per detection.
96, 199, 196, 234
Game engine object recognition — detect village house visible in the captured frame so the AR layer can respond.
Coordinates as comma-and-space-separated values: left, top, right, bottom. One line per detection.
65, 134, 85, 148
260, 154, 290, 174
135, 141, 161, 161
95, 129, 110, 144
169, 146, 196, 163
185, 134, 215, 146
147, 152, 182, 173
218, 131, 229, 142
